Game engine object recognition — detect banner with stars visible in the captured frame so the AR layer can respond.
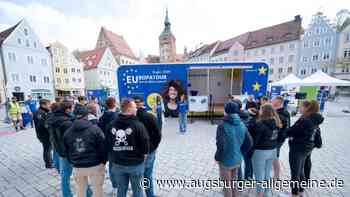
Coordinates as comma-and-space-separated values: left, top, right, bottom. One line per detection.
241, 63, 269, 98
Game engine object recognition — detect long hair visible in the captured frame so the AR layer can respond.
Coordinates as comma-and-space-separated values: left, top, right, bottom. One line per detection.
161, 80, 184, 102
258, 104, 282, 128
302, 100, 320, 117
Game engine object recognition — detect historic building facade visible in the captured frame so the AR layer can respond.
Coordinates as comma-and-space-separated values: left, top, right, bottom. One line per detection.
159, 9, 177, 63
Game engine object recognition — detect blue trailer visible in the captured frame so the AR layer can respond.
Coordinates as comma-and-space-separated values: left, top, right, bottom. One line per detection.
117, 62, 268, 114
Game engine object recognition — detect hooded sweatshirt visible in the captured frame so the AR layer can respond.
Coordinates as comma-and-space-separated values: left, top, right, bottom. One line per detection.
251, 119, 279, 150
63, 119, 107, 168
215, 114, 248, 167
98, 110, 119, 135
106, 114, 150, 166
287, 113, 324, 152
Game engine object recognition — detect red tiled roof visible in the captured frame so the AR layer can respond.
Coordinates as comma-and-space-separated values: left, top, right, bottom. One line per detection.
245, 16, 302, 49
0, 21, 21, 45
99, 27, 137, 59
78, 47, 106, 70
214, 32, 250, 55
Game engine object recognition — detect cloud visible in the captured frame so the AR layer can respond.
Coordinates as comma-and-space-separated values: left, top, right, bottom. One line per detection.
0, 0, 350, 56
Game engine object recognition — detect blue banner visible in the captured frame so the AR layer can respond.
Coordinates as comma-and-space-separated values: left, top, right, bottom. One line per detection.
270, 86, 283, 99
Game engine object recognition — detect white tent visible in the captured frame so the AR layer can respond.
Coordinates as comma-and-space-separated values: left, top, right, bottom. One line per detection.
298, 71, 350, 86
271, 74, 303, 86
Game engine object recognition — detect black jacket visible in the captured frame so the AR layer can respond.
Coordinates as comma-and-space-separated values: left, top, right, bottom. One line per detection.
98, 110, 119, 135
106, 114, 150, 166
63, 119, 107, 168
276, 107, 291, 144
47, 109, 74, 157
136, 108, 162, 153
33, 107, 50, 142
251, 119, 279, 150
245, 101, 257, 110
287, 113, 324, 152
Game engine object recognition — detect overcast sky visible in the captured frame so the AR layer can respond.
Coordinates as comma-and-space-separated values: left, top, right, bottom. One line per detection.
0, 0, 349, 57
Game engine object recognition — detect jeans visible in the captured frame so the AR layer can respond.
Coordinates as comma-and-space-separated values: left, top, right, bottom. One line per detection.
144, 151, 156, 197
109, 160, 118, 188
289, 149, 312, 195
41, 139, 53, 167
304, 154, 312, 181
111, 162, 145, 197
252, 149, 276, 195
59, 157, 92, 197
238, 154, 253, 180
179, 113, 187, 133
53, 150, 60, 173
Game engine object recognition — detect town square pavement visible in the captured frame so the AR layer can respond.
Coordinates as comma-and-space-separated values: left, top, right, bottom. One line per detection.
0, 100, 350, 197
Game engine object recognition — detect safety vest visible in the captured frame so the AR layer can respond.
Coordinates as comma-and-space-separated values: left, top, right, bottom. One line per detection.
8, 102, 20, 115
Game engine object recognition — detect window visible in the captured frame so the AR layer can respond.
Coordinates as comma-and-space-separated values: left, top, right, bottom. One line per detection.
24, 28, 28, 36
11, 73, 19, 82
246, 51, 250, 56
279, 56, 284, 64
56, 67, 60, 73
325, 38, 331, 45
41, 58, 47, 65
29, 75, 37, 83
65, 78, 69, 84
71, 68, 75, 73
43, 76, 50, 83
289, 43, 295, 50
287, 67, 293, 73
77, 69, 81, 73
278, 68, 283, 73
269, 68, 274, 74
316, 28, 320, 34
72, 78, 76, 82
27, 56, 34, 64
312, 54, 319, 61
17, 38, 21, 44
311, 68, 317, 73
254, 50, 258, 56
346, 33, 350, 42
300, 69, 306, 75
25, 39, 30, 47
302, 57, 308, 62
270, 47, 275, 54
33, 42, 37, 48
270, 58, 274, 64
279, 45, 284, 52
323, 53, 330, 61
78, 78, 82, 83
8, 53, 16, 62
233, 50, 239, 56
63, 68, 68, 74
261, 49, 266, 55
344, 50, 350, 58
121, 59, 125, 64
322, 67, 328, 73
288, 55, 294, 63
314, 40, 320, 47
303, 41, 309, 48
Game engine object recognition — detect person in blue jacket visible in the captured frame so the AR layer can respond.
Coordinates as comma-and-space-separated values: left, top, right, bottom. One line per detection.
215, 101, 252, 197
25, 95, 38, 128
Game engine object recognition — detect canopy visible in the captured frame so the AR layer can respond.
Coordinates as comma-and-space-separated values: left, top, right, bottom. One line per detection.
271, 74, 303, 86
299, 71, 350, 86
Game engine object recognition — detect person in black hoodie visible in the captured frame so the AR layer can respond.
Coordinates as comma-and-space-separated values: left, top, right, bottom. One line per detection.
133, 96, 162, 197
106, 98, 150, 197
271, 96, 291, 179
98, 96, 119, 194
287, 100, 324, 197
63, 105, 107, 197
48, 101, 92, 197
33, 99, 53, 169
250, 104, 282, 197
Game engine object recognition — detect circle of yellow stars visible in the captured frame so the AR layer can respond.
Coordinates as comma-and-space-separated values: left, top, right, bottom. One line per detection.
252, 66, 267, 91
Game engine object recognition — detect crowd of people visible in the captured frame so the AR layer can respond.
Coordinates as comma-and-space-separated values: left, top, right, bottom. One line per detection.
8, 92, 324, 197
215, 95, 324, 197
29, 95, 162, 197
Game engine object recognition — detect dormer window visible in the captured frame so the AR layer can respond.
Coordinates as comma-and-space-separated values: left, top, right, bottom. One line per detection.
17, 38, 21, 44
25, 39, 30, 47
24, 28, 28, 36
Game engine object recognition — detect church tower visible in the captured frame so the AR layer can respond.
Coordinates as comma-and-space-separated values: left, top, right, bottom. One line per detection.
159, 9, 176, 63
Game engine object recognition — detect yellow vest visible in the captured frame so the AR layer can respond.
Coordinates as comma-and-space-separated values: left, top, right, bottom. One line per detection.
9, 102, 20, 115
